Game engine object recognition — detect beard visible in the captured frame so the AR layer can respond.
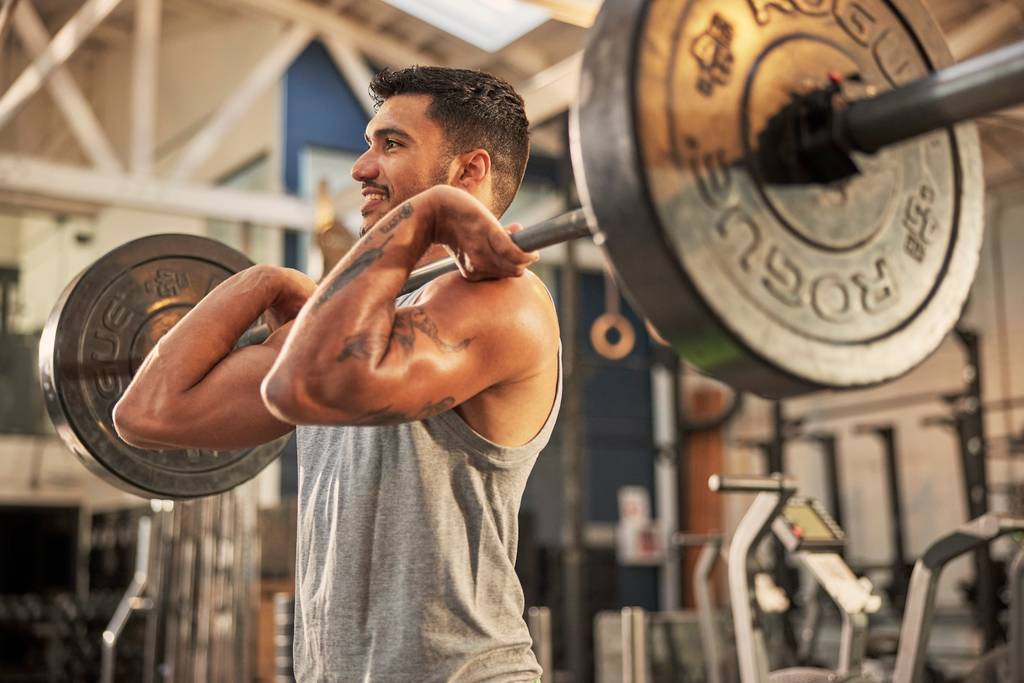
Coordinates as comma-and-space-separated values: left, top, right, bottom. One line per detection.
358, 160, 452, 236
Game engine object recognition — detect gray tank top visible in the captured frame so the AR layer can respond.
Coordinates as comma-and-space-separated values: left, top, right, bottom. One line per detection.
292, 286, 562, 682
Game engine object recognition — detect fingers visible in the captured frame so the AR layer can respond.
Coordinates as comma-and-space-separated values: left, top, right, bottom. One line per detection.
444, 215, 539, 281
490, 225, 538, 268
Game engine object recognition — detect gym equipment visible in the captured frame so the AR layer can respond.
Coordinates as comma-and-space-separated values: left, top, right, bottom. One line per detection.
101, 516, 151, 683
621, 606, 647, 683
854, 424, 913, 614
710, 474, 880, 682
572, 0, 990, 398
692, 534, 727, 683
963, 548, 1023, 682
921, 328, 1004, 650
39, 0, 1024, 496
417, 2, 1017, 398
893, 514, 1024, 682
590, 265, 636, 361
527, 606, 554, 682
676, 532, 742, 683
38, 234, 290, 499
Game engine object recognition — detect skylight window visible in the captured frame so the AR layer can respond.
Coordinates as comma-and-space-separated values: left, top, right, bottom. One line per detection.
378, 0, 551, 53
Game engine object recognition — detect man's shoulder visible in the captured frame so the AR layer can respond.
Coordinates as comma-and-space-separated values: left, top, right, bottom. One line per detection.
424, 269, 549, 308
422, 271, 559, 355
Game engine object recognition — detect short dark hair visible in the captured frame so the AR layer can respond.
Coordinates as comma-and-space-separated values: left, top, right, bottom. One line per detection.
369, 66, 530, 217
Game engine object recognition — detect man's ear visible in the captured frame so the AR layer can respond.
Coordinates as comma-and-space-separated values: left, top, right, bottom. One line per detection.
454, 149, 491, 191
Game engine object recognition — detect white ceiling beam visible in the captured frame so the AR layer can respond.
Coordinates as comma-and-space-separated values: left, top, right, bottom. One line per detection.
0, 154, 315, 227
12, 0, 122, 172
0, 0, 124, 131
947, 1, 1022, 60
463, 40, 553, 77
0, 188, 100, 216
131, 0, 160, 175
321, 36, 374, 117
215, 0, 433, 68
168, 24, 313, 181
520, 51, 580, 127
522, 0, 598, 28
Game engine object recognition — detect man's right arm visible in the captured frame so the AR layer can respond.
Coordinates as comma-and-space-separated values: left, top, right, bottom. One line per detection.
113, 264, 315, 451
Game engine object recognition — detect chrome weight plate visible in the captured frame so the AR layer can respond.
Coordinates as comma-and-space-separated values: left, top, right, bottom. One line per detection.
39, 234, 288, 499
571, 0, 983, 397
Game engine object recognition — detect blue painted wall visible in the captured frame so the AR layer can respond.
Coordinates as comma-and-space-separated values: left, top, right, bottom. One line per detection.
282, 40, 368, 194
281, 40, 369, 271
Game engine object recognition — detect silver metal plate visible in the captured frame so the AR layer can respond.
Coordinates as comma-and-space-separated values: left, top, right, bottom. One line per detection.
571, 0, 983, 397
38, 234, 288, 499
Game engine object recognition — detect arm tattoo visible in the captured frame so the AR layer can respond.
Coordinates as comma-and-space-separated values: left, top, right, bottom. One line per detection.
335, 308, 470, 363
379, 202, 413, 233
353, 396, 456, 425
336, 332, 390, 362
391, 307, 472, 354
314, 234, 394, 308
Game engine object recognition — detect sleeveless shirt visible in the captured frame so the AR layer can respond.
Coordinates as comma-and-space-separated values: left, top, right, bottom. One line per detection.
292, 286, 562, 682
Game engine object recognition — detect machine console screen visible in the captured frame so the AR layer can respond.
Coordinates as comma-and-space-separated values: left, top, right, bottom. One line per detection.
782, 504, 837, 542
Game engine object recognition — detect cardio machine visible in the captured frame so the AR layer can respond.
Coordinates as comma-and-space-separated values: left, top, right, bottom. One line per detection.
894, 515, 1024, 683
710, 474, 880, 683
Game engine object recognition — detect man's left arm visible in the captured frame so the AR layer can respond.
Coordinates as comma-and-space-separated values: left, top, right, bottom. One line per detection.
261, 185, 547, 425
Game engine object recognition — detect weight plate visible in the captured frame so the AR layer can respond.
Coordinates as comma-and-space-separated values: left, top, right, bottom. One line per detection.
571, 0, 983, 397
38, 234, 288, 499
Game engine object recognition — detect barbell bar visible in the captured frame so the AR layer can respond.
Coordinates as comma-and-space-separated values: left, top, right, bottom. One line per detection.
837, 38, 1024, 155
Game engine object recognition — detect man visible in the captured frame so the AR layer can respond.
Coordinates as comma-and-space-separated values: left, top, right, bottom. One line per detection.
113, 66, 561, 682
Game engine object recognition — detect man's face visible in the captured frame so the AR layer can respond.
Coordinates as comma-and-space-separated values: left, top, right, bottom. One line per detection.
352, 94, 451, 235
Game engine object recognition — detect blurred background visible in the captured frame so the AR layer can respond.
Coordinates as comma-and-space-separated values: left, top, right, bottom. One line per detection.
0, 0, 1023, 681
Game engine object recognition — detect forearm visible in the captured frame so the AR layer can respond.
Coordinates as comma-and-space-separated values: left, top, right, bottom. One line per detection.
123, 265, 278, 400
118, 344, 293, 450
115, 265, 286, 446
264, 195, 433, 420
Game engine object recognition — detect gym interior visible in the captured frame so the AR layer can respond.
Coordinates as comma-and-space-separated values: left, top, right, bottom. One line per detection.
1, 0, 1024, 681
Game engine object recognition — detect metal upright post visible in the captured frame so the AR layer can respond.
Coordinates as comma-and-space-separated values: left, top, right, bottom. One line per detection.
855, 424, 911, 612
528, 607, 554, 682
652, 352, 681, 610
770, 403, 799, 654
1010, 549, 1024, 683
770, 403, 786, 476
694, 538, 724, 683
817, 434, 844, 532
621, 607, 648, 683
559, 119, 587, 683
954, 328, 1002, 649
101, 516, 152, 683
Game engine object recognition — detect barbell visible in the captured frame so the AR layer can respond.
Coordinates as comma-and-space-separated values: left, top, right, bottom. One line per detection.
37, 0, 1024, 498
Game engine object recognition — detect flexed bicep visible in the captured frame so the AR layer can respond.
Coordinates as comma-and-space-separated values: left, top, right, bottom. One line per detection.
267, 271, 555, 427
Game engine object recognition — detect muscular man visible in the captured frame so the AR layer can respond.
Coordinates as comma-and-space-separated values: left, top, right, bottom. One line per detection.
113, 67, 560, 682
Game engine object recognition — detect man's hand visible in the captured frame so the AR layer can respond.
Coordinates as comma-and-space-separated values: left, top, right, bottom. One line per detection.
427, 185, 538, 281
265, 267, 317, 331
